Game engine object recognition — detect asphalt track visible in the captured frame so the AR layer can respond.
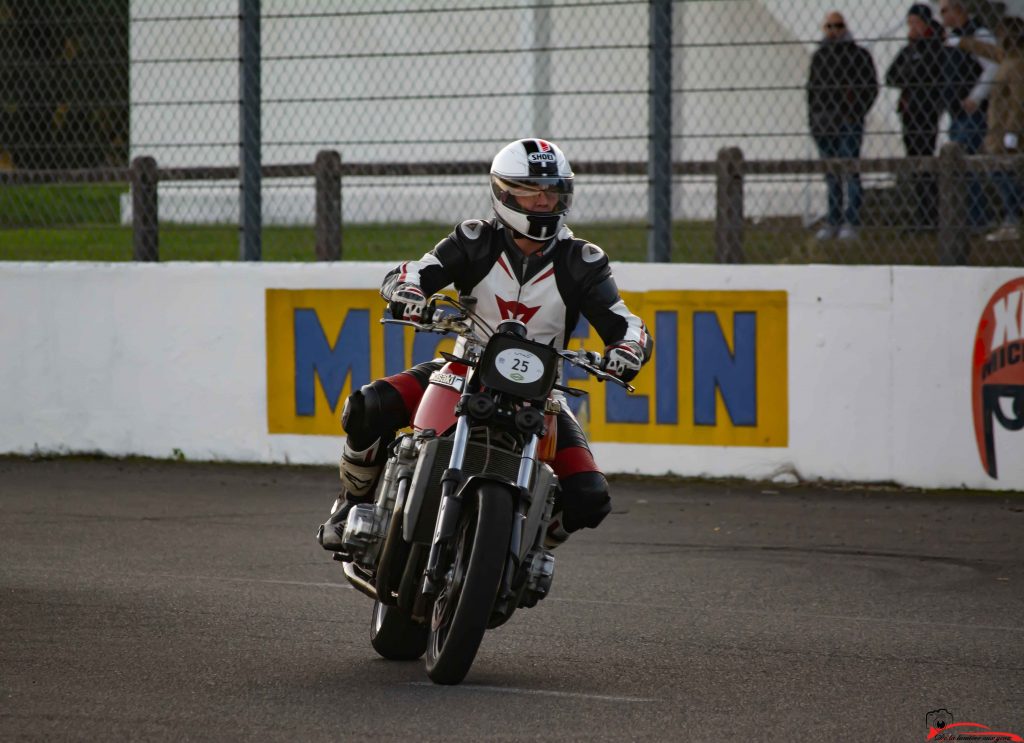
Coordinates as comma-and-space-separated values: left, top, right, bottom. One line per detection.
2, 457, 1023, 742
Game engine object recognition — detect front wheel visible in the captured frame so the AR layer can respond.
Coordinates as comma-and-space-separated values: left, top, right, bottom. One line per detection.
369, 599, 427, 660
425, 483, 513, 685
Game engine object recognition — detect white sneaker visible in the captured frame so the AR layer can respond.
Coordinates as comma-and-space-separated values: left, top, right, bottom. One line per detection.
814, 224, 838, 240
837, 224, 859, 240
985, 224, 1020, 242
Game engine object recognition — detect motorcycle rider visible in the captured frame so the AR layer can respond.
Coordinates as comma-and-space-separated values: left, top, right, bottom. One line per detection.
317, 138, 653, 552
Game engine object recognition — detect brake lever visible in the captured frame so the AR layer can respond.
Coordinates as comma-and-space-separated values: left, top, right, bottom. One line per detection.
380, 318, 425, 329
583, 365, 635, 393
380, 311, 466, 331
557, 348, 636, 393
599, 373, 635, 393
440, 351, 476, 366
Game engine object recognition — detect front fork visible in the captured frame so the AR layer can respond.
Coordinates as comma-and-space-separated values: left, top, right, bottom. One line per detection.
421, 414, 538, 596
421, 414, 470, 595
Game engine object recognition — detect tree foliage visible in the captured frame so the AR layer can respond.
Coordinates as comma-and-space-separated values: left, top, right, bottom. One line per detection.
0, 0, 128, 170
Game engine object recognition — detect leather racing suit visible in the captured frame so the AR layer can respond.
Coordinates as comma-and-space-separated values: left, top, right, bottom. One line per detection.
341, 217, 653, 539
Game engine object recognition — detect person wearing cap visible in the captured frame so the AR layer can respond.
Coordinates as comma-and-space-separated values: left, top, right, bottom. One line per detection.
885, 4, 947, 231
806, 11, 879, 241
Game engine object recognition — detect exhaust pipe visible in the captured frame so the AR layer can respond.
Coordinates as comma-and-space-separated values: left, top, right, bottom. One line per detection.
340, 560, 378, 600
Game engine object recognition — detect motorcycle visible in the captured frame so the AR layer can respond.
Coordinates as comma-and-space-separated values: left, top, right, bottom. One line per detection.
332, 293, 633, 685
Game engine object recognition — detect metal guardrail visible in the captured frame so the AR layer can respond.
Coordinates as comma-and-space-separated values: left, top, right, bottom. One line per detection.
1, 143, 1017, 264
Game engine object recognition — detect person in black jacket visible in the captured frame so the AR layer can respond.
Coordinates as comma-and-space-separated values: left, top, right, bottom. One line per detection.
807, 11, 879, 240
885, 4, 947, 231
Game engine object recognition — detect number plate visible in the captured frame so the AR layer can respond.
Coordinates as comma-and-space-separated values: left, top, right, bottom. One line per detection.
478, 332, 559, 400
494, 348, 544, 384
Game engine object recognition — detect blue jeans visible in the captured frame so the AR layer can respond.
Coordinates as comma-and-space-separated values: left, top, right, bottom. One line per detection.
949, 111, 988, 227
815, 124, 864, 227
993, 170, 1023, 225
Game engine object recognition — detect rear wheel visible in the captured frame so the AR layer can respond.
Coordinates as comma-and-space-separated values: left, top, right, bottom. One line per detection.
425, 483, 513, 685
369, 599, 427, 660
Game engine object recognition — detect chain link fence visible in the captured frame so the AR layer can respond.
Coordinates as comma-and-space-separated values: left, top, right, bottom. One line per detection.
2, 0, 1023, 264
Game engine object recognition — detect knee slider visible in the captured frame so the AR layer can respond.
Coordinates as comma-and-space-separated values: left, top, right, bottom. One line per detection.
559, 470, 611, 532
340, 390, 365, 438
342, 380, 412, 458
340, 383, 387, 440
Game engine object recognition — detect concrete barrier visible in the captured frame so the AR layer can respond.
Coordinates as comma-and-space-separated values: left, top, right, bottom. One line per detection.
1, 261, 1021, 491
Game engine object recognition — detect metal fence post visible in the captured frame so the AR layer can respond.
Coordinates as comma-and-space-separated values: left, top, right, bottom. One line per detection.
938, 142, 968, 266
315, 150, 342, 261
131, 155, 159, 262
531, 4, 552, 138
647, 0, 672, 262
239, 0, 262, 261
715, 147, 745, 263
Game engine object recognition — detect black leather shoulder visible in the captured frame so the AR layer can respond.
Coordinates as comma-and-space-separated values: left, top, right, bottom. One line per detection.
453, 218, 492, 245
430, 218, 505, 295
560, 238, 611, 287
433, 218, 497, 262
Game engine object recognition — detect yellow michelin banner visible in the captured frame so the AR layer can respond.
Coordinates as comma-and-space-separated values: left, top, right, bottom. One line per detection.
266, 288, 787, 446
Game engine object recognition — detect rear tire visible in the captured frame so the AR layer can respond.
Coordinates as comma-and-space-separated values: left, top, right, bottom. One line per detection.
425, 483, 513, 685
369, 599, 427, 661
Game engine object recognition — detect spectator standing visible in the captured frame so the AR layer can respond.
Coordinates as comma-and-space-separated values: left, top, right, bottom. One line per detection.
953, 15, 1024, 242
807, 11, 879, 240
941, 0, 999, 230
885, 4, 946, 231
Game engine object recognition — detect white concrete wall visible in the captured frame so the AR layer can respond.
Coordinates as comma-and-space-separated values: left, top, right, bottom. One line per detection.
2, 261, 1021, 491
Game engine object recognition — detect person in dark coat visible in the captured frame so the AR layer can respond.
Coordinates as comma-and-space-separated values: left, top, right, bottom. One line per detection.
807, 11, 879, 240
885, 4, 947, 231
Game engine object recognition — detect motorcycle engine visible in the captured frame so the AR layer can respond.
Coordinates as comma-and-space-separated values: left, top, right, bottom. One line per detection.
341, 504, 390, 568
519, 549, 556, 607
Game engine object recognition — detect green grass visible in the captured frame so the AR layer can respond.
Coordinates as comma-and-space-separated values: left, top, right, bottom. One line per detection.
2, 183, 1022, 265
0, 225, 698, 262
0, 223, 682, 262
0, 184, 699, 262
0, 183, 125, 226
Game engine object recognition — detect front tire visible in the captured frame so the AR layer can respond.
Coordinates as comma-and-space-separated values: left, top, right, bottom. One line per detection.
425, 483, 513, 685
370, 599, 427, 660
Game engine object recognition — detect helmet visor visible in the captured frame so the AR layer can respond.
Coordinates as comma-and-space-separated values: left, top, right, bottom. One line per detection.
492, 174, 573, 214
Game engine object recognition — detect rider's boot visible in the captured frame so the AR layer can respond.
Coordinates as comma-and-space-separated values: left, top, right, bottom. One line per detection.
317, 440, 384, 552
544, 515, 570, 550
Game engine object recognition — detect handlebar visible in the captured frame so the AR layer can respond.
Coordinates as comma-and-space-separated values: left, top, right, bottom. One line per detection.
380, 294, 635, 393
554, 347, 635, 393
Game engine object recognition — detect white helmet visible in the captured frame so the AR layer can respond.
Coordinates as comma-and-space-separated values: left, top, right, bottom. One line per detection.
490, 138, 574, 241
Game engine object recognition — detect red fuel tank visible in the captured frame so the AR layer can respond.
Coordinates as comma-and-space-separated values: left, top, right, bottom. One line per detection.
412, 362, 466, 435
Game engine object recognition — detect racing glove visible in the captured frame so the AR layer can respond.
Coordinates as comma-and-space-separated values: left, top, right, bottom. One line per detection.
601, 340, 644, 383
388, 283, 426, 322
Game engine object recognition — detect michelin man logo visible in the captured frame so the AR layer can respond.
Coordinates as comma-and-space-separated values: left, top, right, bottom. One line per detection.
972, 278, 1024, 478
